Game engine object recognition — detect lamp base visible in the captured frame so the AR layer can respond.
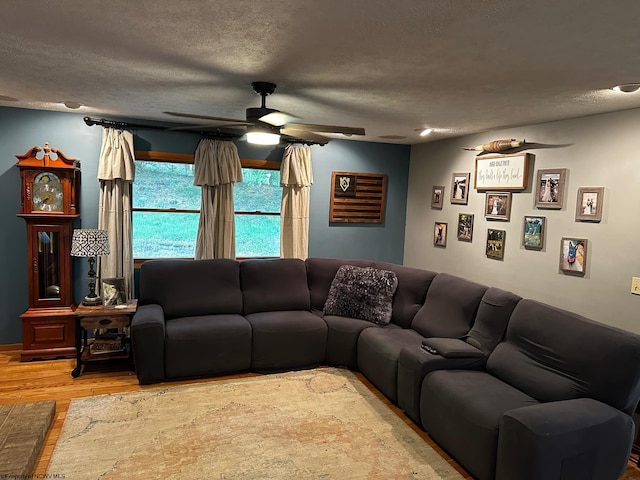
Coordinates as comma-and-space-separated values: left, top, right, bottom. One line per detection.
82, 295, 102, 306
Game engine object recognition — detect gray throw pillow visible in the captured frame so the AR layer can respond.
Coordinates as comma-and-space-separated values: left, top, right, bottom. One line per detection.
323, 265, 398, 325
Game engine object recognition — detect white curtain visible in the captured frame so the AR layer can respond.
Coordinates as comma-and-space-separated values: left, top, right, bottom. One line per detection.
280, 144, 313, 259
97, 128, 136, 299
193, 139, 242, 259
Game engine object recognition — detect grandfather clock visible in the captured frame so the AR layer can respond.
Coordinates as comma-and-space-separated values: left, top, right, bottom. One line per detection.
16, 143, 80, 361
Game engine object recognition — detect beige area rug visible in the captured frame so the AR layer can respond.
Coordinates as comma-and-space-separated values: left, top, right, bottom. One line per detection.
48, 368, 463, 479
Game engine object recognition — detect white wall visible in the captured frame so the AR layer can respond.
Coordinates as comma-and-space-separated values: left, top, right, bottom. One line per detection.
405, 108, 640, 333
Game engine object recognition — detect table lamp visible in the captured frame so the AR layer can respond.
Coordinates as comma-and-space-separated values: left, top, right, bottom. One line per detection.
70, 229, 110, 306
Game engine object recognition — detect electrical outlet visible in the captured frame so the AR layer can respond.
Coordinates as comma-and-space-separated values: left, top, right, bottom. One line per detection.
632, 277, 640, 295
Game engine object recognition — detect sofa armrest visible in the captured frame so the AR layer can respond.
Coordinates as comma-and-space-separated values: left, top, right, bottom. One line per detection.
496, 398, 634, 480
131, 304, 166, 385
421, 338, 483, 358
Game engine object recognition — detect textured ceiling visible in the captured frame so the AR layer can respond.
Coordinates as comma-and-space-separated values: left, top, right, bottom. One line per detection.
2, 1, 640, 145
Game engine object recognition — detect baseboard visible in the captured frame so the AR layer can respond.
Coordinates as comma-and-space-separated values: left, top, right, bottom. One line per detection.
0, 343, 22, 352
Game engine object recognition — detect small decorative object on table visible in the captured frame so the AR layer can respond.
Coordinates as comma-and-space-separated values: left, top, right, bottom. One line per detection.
102, 277, 126, 307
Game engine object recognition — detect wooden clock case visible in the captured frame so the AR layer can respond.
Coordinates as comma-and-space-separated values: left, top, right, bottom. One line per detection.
16, 143, 80, 361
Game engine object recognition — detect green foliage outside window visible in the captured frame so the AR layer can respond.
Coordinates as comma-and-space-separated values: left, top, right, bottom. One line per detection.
132, 161, 280, 258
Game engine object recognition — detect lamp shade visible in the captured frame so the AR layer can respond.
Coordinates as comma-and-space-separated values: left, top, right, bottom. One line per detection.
70, 229, 110, 257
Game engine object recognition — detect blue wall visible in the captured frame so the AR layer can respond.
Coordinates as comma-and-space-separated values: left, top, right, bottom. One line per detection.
0, 107, 409, 344
309, 141, 410, 263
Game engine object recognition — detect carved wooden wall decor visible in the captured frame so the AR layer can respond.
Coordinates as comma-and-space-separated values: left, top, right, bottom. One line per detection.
329, 171, 387, 223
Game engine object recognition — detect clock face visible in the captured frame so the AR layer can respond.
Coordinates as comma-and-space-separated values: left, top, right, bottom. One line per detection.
32, 172, 64, 212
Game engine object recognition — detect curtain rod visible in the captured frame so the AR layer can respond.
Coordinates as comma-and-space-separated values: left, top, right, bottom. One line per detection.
83, 116, 322, 146
83, 116, 240, 140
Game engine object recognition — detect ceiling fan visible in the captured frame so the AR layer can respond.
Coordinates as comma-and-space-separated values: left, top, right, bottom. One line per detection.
164, 81, 365, 145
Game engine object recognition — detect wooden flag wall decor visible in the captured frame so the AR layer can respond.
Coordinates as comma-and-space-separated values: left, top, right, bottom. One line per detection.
329, 171, 387, 223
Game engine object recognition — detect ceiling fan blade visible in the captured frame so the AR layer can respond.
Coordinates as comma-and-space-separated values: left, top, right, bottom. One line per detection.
285, 122, 365, 136
259, 111, 300, 127
164, 111, 250, 124
281, 128, 331, 145
168, 123, 249, 131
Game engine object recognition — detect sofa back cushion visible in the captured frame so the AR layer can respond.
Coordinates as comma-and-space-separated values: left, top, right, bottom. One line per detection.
410, 273, 488, 338
374, 262, 438, 328
241, 258, 311, 314
465, 287, 522, 354
138, 259, 242, 319
305, 257, 375, 311
487, 299, 640, 414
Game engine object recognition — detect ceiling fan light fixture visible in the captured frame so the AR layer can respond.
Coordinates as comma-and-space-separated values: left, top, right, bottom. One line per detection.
612, 83, 640, 93
246, 127, 281, 145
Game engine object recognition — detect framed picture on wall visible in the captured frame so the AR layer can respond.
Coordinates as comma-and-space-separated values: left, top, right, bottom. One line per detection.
575, 187, 604, 222
450, 172, 470, 205
486, 229, 505, 260
431, 186, 445, 209
559, 237, 587, 274
484, 192, 512, 221
535, 168, 567, 209
457, 213, 474, 242
522, 215, 546, 249
434, 222, 448, 247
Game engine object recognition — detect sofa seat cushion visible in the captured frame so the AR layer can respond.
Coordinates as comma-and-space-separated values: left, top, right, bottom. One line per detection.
357, 325, 424, 402
246, 310, 328, 372
323, 315, 379, 368
323, 265, 398, 325
397, 345, 485, 424
164, 314, 251, 379
421, 370, 539, 480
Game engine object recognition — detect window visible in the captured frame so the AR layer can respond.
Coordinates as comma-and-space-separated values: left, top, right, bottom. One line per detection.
234, 165, 281, 258
132, 153, 280, 260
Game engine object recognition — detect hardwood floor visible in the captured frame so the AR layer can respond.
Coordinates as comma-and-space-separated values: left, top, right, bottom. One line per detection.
0, 348, 638, 479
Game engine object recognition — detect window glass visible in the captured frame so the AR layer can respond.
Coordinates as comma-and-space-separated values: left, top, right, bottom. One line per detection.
236, 214, 280, 257
234, 168, 281, 213
133, 161, 200, 210
132, 211, 198, 258
132, 160, 281, 260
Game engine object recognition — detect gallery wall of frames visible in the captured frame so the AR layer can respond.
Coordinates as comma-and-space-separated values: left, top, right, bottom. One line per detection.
404, 108, 640, 333
430, 152, 601, 276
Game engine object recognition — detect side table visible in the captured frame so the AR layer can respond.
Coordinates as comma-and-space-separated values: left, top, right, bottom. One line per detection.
71, 300, 137, 378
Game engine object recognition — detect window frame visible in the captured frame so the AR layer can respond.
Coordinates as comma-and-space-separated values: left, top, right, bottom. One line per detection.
132, 151, 281, 268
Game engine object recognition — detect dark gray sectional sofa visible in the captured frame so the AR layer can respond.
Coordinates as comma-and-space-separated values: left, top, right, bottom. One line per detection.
131, 257, 640, 480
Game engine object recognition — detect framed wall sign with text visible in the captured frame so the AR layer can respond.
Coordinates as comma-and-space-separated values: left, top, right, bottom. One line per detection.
474, 153, 531, 191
